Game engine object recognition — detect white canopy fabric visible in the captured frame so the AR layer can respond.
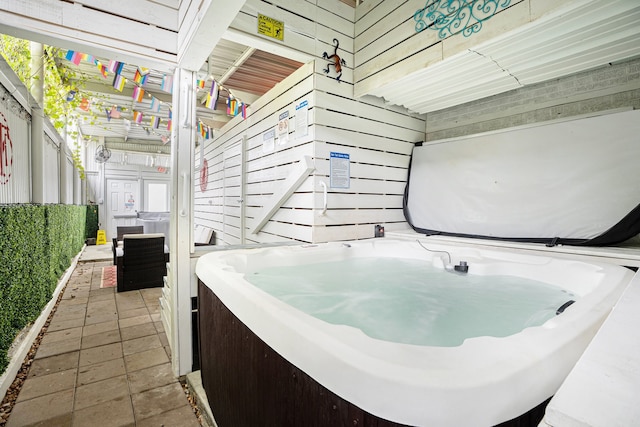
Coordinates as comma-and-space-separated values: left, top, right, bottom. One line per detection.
405, 109, 640, 246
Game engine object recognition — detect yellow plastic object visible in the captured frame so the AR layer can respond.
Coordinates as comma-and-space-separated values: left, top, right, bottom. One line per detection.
96, 230, 107, 245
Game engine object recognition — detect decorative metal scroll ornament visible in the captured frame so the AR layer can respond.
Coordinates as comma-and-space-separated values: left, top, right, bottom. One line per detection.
414, 0, 511, 39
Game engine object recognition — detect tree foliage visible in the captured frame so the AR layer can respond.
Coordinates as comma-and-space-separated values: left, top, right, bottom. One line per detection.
0, 35, 97, 179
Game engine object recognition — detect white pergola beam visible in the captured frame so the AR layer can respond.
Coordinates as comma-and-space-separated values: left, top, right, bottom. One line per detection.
178, 0, 247, 71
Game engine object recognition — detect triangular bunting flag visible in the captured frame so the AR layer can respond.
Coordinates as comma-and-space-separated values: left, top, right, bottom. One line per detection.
133, 67, 149, 85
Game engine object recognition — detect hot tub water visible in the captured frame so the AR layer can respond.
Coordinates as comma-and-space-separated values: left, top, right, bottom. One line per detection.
246, 257, 576, 347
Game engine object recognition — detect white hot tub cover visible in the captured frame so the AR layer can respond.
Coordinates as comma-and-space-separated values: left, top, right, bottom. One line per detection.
404, 109, 640, 246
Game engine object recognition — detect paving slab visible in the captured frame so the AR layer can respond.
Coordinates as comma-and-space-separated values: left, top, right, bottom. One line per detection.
28, 351, 80, 378
127, 362, 175, 394
6, 389, 73, 427
79, 342, 123, 367
16, 368, 77, 402
131, 382, 188, 421
34, 336, 82, 359
122, 334, 162, 356
71, 395, 135, 427
82, 319, 119, 337
135, 403, 201, 427
119, 322, 157, 341
74, 375, 129, 411
81, 329, 121, 349
77, 358, 126, 386
124, 347, 169, 373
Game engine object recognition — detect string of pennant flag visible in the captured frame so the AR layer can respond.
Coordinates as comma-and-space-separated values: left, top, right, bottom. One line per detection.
64, 49, 248, 142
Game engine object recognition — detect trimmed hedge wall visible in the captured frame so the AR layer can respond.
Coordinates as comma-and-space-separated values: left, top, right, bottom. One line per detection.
85, 205, 99, 242
0, 204, 86, 374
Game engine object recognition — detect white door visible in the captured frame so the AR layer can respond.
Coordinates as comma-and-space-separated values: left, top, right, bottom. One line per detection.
106, 178, 140, 239
222, 140, 245, 244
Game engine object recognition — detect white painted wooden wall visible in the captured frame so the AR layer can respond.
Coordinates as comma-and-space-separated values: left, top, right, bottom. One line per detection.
0, 65, 79, 204
43, 133, 60, 204
352, 0, 535, 98
193, 0, 426, 245
0, 81, 30, 203
0, 0, 180, 71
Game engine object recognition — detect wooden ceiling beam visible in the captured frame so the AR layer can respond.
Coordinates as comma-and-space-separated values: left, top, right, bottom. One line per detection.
178, 0, 246, 71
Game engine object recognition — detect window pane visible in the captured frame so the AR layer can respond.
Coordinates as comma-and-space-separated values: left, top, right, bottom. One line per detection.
147, 183, 168, 212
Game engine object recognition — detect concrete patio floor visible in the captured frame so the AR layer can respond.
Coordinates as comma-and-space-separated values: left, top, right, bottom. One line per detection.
3, 244, 202, 427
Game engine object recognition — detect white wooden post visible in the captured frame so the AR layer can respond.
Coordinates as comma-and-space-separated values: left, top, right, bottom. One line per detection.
30, 41, 44, 204
169, 68, 196, 376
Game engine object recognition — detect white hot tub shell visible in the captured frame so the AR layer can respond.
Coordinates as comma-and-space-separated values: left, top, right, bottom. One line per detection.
196, 238, 635, 426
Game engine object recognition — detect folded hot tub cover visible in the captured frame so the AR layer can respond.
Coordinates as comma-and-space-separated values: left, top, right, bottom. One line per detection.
403, 109, 640, 246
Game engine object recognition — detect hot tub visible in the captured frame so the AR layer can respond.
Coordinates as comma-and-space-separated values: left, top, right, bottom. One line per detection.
195, 238, 634, 426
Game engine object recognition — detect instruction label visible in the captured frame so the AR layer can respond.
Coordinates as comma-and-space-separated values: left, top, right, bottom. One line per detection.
330, 152, 350, 189
258, 14, 284, 41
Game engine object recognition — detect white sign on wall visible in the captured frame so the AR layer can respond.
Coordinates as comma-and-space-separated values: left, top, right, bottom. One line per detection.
295, 100, 308, 139
330, 152, 350, 189
277, 110, 289, 146
262, 128, 275, 153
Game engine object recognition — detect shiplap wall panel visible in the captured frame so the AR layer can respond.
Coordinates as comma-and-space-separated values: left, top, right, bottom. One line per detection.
313, 223, 379, 242
315, 3, 355, 39
354, 0, 385, 23
316, 0, 356, 33
278, 192, 406, 211
312, 193, 404, 210
313, 219, 411, 243
44, 137, 60, 203
316, 175, 406, 195
314, 158, 407, 184
257, 219, 313, 242
195, 60, 317, 245
315, 143, 410, 170
355, 0, 411, 46
270, 206, 405, 228
194, 0, 425, 245
245, 144, 313, 175
314, 126, 414, 155
353, 0, 525, 98
177, 0, 195, 36
230, 6, 317, 54
311, 33, 424, 240
315, 91, 424, 132
0, 3, 177, 69
75, 0, 178, 31
315, 108, 423, 141
63, 157, 74, 204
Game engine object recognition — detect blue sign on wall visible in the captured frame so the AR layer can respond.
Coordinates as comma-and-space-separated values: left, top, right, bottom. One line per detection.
330, 152, 350, 189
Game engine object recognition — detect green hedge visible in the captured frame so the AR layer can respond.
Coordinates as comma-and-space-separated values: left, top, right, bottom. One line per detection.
0, 204, 86, 373
85, 205, 99, 240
